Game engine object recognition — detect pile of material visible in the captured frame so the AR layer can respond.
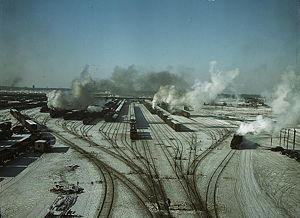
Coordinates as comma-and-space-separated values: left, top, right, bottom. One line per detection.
47, 182, 84, 217
50, 183, 84, 194
46, 195, 78, 217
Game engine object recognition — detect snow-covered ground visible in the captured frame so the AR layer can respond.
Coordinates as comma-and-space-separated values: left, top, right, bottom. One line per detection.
0, 102, 299, 218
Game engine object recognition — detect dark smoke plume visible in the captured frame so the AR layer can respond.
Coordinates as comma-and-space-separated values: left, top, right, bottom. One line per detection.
47, 64, 191, 110
10, 76, 22, 87
96, 65, 189, 96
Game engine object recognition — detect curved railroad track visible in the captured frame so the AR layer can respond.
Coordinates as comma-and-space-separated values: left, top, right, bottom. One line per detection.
140, 103, 238, 218
37, 115, 156, 217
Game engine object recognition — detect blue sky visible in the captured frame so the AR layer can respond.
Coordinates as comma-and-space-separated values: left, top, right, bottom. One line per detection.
0, 0, 298, 93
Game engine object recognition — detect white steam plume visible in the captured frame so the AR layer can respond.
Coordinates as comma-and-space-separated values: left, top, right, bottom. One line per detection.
152, 61, 239, 110
152, 85, 184, 109
47, 65, 96, 110
270, 70, 300, 132
237, 70, 300, 135
236, 115, 273, 135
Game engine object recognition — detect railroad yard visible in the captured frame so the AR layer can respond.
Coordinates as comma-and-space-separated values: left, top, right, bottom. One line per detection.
0, 92, 299, 218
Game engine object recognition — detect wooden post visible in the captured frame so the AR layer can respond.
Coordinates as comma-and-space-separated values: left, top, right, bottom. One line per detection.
279, 130, 282, 146
293, 129, 296, 150
287, 129, 290, 150
283, 129, 286, 147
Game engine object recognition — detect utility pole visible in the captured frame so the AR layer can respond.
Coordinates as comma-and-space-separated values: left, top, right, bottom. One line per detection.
283, 129, 287, 148
279, 130, 282, 146
293, 129, 296, 150
287, 129, 290, 150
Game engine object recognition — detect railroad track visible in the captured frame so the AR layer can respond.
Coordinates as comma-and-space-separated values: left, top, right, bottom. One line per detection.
160, 114, 234, 217
26, 113, 115, 217
37, 115, 156, 218
56, 114, 163, 214
108, 104, 168, 213
117, 109, 165, 207
141, 103, 237, 217
53, 132, 115, 218
108, 102, 172, 216
205, 149, 236, 218
140, 104, 204, 215
140, 129, 172, 216
32, 106, 236, 217
66, 119, 156, 200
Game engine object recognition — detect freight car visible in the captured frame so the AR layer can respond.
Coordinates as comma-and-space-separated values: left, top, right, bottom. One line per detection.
143, 100, 184, 132
0, 134, 33, 165
143, 100, 155, 114
180, 110, 190, 118
104, 99, 125, 122
115, 100, 125, 114
170, 120, 181, 131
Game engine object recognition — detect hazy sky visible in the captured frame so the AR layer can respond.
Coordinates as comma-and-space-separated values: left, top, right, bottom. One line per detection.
0, 0, 298, 93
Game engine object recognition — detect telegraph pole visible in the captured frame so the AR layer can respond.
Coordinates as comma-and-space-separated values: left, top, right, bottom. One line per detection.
293, 129, 296, 150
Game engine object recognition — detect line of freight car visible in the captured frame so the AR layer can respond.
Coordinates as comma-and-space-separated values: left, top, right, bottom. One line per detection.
104, 99, 126, 122
0, 92, 47, 102
165, 117, 181, 132
178, 109, 190, 118
0, 101, 47, 110
143, 100, 156, 114
104, 99, 120, 110
0, 134, 36, 165
143, 101, 182, 132
115, 99, 126, 113
157, 102, 191, 118
157, 108, 181, 131
0, 119, 38, 165
144, 99, 191, 119
129, 103, 138, 140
